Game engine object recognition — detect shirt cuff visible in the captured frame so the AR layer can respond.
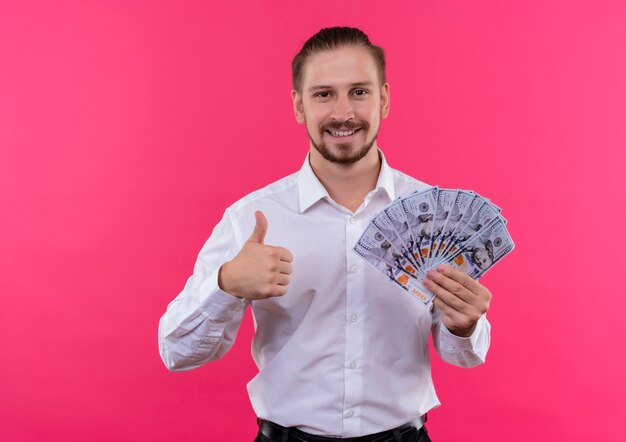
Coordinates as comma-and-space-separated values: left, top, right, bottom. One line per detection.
198, 267, 248, 321
438, 314, 487, 355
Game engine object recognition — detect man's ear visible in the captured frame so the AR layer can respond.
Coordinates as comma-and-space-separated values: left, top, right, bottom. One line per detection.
380, 83, 390, 119
292, 90, 305, 124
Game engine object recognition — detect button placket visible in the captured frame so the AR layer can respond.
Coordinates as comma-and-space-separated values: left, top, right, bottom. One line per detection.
343, 213, 364, 435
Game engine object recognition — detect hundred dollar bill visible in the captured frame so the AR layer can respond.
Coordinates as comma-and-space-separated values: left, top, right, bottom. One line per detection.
439, 196, 503, 263
356, 223, 419, 277
372, 205, 420, 270
438, 194, 485, 259
401, 187, 438, 268
433, 190, 475, 262
428, 188, 458, 268
383, 197, 424, 275
354, 244, 435, 305
485, 198, 502, 213
446, 216, 514, 279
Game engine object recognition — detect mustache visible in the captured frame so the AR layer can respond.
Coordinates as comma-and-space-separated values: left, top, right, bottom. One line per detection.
321, 121, 368, 132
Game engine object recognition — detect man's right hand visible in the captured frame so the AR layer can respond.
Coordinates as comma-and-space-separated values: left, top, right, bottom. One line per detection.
218, 210, 293, 300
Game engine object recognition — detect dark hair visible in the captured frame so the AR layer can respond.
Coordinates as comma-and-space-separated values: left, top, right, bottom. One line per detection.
291, 27, 386, 92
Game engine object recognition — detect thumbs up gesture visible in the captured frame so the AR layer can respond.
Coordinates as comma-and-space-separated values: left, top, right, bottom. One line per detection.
218, 211, 294, 300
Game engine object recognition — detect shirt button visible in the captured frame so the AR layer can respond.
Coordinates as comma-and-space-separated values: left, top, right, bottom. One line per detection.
350, 314, 358, 322
350, 265, 358, 273
348, 361, 357, 369
345, 410, 354, 418
349, 218, 356, 225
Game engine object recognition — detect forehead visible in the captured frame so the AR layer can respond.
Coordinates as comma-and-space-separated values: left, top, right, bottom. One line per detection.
300, 45, 380, 90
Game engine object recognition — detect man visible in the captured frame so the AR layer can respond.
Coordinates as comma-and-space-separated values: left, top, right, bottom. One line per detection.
159, 27, 492, 442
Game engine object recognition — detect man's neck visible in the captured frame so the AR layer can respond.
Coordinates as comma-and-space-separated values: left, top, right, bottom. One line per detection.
309, 146, 381, 213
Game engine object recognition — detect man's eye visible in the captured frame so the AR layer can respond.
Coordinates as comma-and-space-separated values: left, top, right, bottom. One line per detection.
353, 89, 368, 96
316, 91, 331, 98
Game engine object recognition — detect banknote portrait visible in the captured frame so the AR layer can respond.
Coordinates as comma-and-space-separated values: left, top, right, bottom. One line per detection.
468, 240, 495, 270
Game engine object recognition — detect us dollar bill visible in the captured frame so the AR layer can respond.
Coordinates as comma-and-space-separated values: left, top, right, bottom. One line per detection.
400, 187, 438, 268
356, 223, 419, 277
433, 190, 475, 263
446, 216, 515, 279
383, 198, 424, 273
354, 187, 514, 307
439, 196, 503, 263
372, 205, 420, 270
354, 244, 435, 305
428, 188, 458, 268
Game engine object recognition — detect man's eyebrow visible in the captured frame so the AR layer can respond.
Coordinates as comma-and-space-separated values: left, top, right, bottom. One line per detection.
307, 82, 374, 92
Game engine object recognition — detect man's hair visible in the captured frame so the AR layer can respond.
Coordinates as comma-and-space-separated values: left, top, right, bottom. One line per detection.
291, 27, 386, 92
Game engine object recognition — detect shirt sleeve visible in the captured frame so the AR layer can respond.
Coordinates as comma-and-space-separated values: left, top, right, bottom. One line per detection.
431, 307, 491, 368
158, 209, 249, 371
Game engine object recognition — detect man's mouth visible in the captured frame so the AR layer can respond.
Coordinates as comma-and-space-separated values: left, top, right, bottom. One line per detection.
325, 128, 362, 138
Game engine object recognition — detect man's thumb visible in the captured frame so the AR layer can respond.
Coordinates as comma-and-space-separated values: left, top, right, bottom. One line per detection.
248, 210, 268, 244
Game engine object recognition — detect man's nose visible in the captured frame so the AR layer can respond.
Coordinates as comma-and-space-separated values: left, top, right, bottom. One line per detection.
331, 95, 354, 121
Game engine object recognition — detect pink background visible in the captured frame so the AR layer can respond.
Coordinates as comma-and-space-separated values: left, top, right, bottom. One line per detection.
1, 1, 625, 441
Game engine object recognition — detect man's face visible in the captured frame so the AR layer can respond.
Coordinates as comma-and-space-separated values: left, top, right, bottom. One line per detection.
292, 45, 390, 165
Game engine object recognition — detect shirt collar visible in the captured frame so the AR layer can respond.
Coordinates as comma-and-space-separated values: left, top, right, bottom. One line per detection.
297, 149, 396, 213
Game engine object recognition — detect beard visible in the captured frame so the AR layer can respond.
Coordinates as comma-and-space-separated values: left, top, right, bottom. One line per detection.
307, 119, 378, 165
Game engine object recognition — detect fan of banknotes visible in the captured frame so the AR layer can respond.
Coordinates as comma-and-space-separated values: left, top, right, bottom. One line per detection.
354, 187, 515, 305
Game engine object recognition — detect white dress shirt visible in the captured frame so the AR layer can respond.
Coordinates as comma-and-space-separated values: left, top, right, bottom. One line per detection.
158, 150, 490, 437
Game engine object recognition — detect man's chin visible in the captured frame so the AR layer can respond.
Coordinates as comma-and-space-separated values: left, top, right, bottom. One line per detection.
311, 140, 376, 166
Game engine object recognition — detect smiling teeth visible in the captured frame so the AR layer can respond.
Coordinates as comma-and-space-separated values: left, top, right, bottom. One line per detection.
331, 130, 356, 137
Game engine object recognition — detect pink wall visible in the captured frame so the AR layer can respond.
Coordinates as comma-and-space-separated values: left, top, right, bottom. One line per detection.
1, 1, 625, 440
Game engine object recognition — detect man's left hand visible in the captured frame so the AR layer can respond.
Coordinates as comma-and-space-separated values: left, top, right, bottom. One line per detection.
422, 264, 492, 337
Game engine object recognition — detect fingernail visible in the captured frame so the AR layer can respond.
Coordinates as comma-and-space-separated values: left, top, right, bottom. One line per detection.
437, 265, 446, 272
